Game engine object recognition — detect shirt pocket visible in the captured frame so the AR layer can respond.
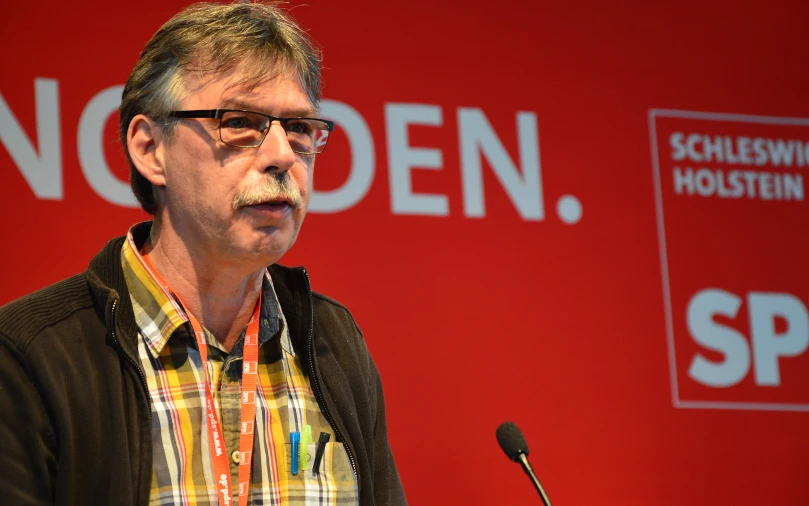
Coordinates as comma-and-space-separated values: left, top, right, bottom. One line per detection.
285, 441, 356, 483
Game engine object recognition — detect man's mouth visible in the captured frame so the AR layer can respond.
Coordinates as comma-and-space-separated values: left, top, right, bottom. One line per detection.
242, 199, 296, 219
250, 198, 292, 209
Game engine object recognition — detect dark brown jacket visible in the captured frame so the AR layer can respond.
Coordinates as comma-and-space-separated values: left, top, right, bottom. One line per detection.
0, 235, 405, 505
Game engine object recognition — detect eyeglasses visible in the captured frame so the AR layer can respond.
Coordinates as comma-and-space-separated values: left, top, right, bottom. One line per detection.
168, 109, 334, 155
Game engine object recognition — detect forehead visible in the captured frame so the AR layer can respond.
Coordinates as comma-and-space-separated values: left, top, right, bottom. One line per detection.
180, 66, 316, 115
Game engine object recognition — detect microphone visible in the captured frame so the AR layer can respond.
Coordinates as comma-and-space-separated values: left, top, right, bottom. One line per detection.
496, 421, 553, 506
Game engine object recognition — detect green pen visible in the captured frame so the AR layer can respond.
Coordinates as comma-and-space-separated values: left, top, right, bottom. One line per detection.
300, 424, 313, 470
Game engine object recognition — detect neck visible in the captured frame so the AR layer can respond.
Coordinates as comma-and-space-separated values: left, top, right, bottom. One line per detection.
144, 222, 264, 353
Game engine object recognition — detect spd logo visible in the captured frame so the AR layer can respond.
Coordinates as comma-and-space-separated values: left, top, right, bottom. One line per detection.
649, 109, 809, 411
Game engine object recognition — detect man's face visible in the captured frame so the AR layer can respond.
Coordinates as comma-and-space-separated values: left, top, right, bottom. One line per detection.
158, 68, 316, 269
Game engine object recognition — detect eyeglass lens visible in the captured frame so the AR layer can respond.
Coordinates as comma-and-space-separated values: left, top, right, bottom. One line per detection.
220, 111, 331, 153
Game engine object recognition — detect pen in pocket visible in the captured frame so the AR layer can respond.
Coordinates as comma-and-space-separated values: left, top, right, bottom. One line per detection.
312, 432, 330, 476
290, 431, 300, 475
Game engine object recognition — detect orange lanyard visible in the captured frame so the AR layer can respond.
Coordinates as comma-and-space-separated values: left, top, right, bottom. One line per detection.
141, 252, 260, 506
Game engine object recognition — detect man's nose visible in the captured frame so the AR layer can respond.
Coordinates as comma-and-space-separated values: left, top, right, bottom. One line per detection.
259, 121, 296, 172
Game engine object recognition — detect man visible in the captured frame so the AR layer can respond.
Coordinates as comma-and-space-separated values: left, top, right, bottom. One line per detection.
0, 2, 405, 505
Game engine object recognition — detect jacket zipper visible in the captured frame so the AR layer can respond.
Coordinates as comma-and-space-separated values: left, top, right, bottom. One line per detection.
303, 268, 358, 478
109, 298, 152, 415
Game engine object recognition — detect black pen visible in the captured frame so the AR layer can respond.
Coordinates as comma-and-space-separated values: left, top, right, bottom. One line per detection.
312, 432, 330, 475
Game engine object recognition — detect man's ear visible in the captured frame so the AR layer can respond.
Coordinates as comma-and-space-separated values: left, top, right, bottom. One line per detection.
127, 114, 168, 187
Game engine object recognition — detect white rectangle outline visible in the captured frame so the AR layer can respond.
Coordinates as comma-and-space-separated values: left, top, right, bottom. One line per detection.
648, 108, 809, 413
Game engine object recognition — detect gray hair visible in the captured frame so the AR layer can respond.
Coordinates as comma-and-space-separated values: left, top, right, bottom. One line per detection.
119, 1, 322, 214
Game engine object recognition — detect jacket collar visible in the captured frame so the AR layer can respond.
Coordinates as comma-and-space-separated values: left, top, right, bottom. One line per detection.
85, 235, 138, 353
268, 263, 313, 359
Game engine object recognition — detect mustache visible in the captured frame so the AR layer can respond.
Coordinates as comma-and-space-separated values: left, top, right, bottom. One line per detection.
232, 173, 303, 210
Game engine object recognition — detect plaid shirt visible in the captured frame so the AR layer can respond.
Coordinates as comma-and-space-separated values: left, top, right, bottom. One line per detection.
121, 224, 358, 505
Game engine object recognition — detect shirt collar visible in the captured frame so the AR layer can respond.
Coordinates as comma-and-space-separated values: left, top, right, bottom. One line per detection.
121, 222, 187, 357
121, 221, 294, 358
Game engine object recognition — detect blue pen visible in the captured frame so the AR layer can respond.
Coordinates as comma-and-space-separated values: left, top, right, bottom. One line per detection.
290, 431, 300, 475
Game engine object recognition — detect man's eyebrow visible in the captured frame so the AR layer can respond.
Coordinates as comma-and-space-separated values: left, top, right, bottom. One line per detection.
286, 108, 320, 118
219, 98, 319, 118
220, 98, 254, 111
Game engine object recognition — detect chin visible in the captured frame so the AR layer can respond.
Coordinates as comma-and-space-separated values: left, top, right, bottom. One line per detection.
250, 233, 298, 266
230, 219, 301, 266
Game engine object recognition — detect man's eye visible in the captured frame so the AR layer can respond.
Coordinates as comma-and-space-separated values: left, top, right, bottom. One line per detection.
286, 120, 314, 135
222, 115, 257, 130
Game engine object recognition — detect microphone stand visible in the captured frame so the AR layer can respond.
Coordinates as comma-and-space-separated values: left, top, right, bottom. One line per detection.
517, 453, 552, 506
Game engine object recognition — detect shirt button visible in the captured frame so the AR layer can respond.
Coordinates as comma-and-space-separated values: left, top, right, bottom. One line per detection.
231, 450, 241, 464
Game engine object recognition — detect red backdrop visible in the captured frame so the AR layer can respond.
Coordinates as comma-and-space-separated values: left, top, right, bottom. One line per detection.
2, 1, 808, 504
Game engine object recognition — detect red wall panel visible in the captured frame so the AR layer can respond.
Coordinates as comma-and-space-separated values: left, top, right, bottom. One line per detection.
2, 1, 808, 504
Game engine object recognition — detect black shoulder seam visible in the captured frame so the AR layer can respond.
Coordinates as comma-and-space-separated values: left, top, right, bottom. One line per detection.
0, 274, 95, 352
311, 291, 350, 311
312, 291, 358, 322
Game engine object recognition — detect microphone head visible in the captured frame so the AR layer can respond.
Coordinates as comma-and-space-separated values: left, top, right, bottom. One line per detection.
496, 421, 530, 462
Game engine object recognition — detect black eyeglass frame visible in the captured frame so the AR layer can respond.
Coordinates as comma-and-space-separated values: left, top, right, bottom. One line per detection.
168, 109, 335, 154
